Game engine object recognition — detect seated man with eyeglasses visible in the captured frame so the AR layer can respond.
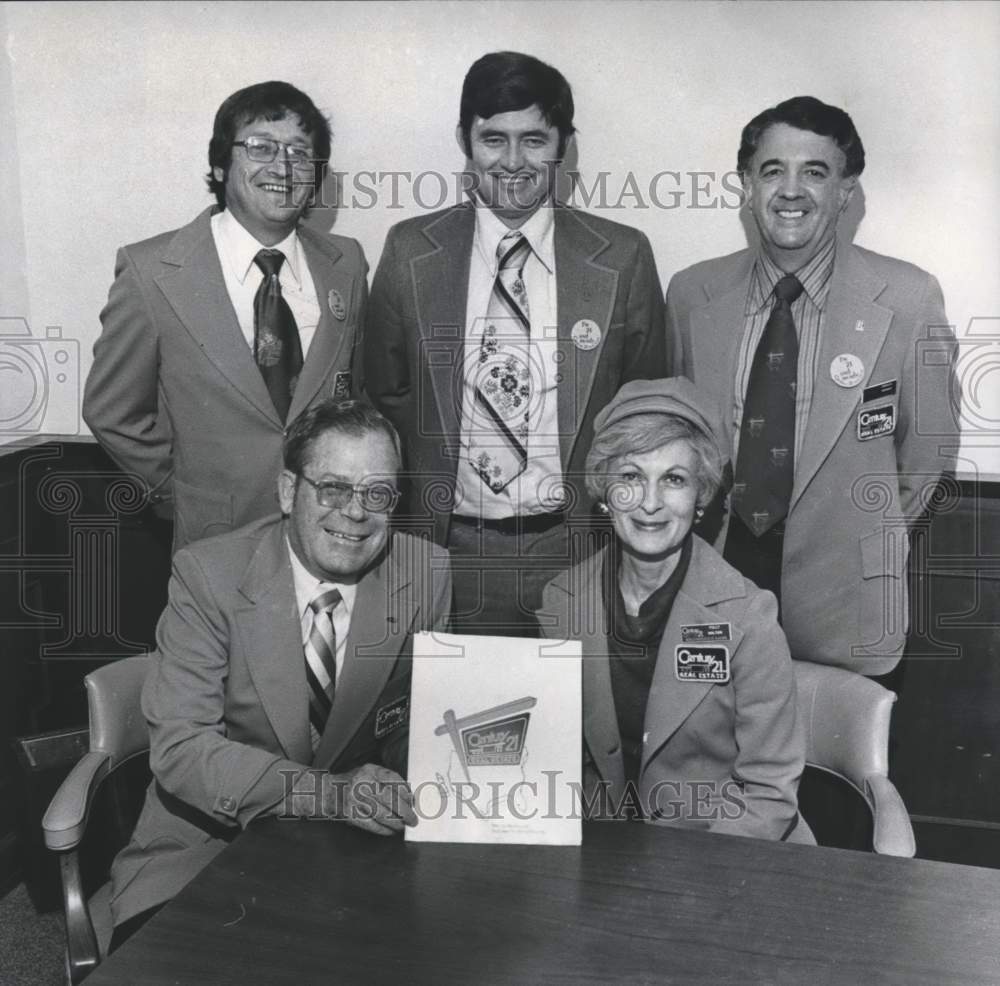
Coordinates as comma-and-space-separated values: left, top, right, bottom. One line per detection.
108, 399, 452, 949
84, 81, 367, 553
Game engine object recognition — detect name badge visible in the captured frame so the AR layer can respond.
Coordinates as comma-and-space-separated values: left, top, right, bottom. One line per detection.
332, 371, 352, 399
863, 379, 897, 402
680, 622, 732, 643
857, 404, 896, 441
675, 646, 730, 684
374, 695, 409, 738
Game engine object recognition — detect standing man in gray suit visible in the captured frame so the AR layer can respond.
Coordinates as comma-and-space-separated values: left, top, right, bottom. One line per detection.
667, 96, 959, 675
84, 81, 367, 551
366, 51, 667, 636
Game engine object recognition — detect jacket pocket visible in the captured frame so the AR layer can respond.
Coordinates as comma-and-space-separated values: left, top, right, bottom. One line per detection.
858, 529, 908, 651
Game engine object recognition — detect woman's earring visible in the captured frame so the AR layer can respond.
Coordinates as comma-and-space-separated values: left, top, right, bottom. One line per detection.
596, 501, 610, 515
695, 507, 705, 523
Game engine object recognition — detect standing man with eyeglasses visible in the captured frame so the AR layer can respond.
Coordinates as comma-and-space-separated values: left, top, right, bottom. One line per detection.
366, 52, 667, 637
84, 81, 367, 552
108, 399, 451, 949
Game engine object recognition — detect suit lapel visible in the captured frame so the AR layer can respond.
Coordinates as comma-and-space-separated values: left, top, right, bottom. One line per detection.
554, 208, 620, 467
287, 227, 350, 420
312, 539, 417, 768
155, 208, 281, 426
234, 520, 312, 764
537, 549, 625, 793
640, 540, 746, 776
410, 206, 475, 445
691, 255, 754, 454
792, 245, 893, 506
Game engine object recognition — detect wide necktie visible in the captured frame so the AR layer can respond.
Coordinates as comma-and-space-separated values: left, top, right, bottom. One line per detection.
305, 587, 341, 749
724, 273, 803, 601
253, 249, 303, 422
731, 273, 804, 534
468, 230, 533, 493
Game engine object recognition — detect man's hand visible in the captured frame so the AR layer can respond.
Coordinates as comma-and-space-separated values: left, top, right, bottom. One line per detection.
326, 764, 417, 835
283, 764, 417, 835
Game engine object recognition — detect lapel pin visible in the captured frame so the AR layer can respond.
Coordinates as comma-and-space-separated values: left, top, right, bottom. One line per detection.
328, 288, 347, 321
855, 319, 865, 332
571, 318, 601, 351
830, 353, 865, 388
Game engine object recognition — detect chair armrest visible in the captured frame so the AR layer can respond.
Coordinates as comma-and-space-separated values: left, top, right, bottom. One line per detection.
42, 751, 112, 852
866, 774, 916, 857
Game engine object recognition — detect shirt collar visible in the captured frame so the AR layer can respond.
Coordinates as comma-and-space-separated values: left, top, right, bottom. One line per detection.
216, 207, 304, 287
748, 237, 837, 315
474, 202, 555, 276
286, 537, 356, 623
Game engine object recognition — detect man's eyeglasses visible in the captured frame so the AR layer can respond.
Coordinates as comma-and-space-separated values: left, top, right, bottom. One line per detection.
233, 136, 314, 170
298, 474, 401, 514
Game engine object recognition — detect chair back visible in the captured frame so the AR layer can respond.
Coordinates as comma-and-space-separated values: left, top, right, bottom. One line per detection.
794, 661, 895, 794
86, 655, 154, 766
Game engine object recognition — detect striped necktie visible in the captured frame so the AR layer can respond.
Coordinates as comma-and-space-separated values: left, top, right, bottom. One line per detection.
468, 230, 533, 493
305, 586, 342, 749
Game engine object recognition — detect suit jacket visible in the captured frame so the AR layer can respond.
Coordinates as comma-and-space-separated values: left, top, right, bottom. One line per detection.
667, 244, 959, 675
83, 208, 368, 551
365, 203, 667, 543
110, 516, 452, 925
537, 536, 804, 841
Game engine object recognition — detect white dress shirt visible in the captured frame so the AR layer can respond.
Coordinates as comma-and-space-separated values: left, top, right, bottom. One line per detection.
456, 203, 564, 519
211, 209, 321, 357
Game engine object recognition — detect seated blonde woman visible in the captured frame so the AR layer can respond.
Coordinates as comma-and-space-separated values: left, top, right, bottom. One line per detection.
537, 378, 807, 840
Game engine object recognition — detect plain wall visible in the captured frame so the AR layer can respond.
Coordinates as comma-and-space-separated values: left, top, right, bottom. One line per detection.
2, 0, 998, 473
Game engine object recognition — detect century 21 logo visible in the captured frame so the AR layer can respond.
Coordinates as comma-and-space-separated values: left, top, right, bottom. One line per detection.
434, 697, 536, 781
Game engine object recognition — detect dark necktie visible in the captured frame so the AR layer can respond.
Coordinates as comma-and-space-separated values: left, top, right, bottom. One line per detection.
253, 249, 303, 421
724, 274, 803, 600
305, 587, 341, 749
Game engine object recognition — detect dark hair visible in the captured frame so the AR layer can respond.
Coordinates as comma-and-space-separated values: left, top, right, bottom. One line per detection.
459, 51, 575, 158
283, 399, 402, 476
737, 96, 865, 179
206, 81, 332, 207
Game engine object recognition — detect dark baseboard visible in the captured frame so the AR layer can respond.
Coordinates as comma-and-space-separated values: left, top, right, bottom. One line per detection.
912, 816, 1000, 869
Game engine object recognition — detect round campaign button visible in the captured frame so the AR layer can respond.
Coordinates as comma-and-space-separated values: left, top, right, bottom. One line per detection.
571, 319, 602, 351
830, 353, 865, 388
328, 288, 347, 321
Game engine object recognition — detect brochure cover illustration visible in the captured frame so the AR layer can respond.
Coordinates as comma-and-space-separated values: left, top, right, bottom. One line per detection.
406, 632, 582, 845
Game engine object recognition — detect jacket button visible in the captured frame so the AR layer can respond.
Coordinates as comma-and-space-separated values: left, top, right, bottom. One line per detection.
221, 797, 235, 811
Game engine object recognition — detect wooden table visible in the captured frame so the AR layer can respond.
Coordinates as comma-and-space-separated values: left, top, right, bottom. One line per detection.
89, 820, 1000, 985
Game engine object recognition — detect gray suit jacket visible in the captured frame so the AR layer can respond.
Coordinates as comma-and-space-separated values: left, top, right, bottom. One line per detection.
667, 244, 959, 674
109, 516, 452, 925
83, 208, 368, 550
365, 202, 667, 544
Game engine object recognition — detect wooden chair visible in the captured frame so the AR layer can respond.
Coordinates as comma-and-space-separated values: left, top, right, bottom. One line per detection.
793, 660, 916, 856
41, 654, 153, 984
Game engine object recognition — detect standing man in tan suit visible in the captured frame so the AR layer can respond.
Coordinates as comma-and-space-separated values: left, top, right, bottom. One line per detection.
667, 96, 959, 675
84, 81, 367, 550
